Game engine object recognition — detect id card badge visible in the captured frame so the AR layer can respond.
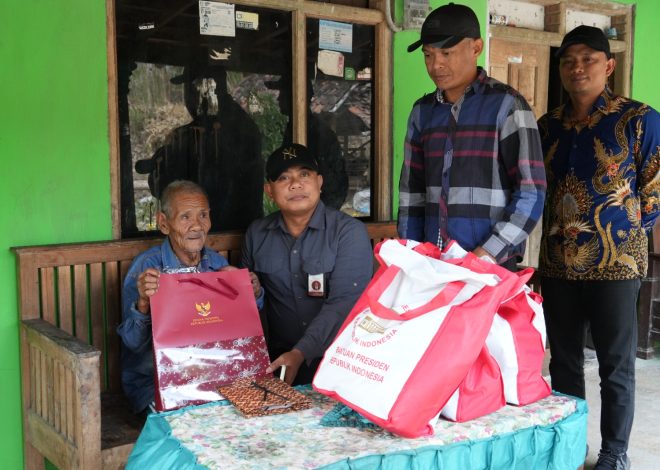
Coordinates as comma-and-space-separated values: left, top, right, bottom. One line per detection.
308, 273, 325, 297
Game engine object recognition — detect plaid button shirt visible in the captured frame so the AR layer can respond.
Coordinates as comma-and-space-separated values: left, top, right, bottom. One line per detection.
398, 68, 546, 262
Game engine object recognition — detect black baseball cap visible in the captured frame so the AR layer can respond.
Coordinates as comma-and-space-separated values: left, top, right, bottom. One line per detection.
407, 3, 481, 53
266, 143, 320, 181
556, 25, 612, 59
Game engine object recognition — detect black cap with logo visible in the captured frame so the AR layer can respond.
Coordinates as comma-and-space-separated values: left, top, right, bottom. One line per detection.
407, 3, 481, 53
266, 143, 320, 181
556, 25, 612, 59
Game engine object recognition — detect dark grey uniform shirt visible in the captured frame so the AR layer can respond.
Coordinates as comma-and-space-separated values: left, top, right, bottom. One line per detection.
241, 202, 373, 362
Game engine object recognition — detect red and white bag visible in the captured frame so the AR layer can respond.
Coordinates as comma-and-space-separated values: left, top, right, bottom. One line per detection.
439, 345, 505, 422
486, 284, 551, 405
441, 241, 551, 406
313, 240, 520, 438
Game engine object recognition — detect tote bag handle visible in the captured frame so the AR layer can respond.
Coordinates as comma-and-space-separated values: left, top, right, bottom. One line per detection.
365, 265, 466, 321
377, 240, 500, 286
178, 277, 239, 300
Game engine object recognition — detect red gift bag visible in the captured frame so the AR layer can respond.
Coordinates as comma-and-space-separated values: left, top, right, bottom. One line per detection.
150, 269, 270, 411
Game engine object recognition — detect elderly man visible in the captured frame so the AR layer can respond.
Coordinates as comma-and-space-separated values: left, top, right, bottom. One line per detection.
538, 26, 660, 469
242, 143, 373, 385
398, 3, 546, 270
117, 180, 261, 414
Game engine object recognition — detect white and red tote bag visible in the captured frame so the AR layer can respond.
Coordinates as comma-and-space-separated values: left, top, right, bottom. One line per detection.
313, 240, 520, 438
485, 283, 551, 405
441, 241, 551, 406
439, 345, 505, 422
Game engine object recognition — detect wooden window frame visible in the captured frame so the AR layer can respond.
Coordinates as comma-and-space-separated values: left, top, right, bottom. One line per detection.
106, 0, 392, 238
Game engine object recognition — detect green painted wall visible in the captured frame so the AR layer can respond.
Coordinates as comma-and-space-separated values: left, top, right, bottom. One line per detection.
0, 1, 657, 468
0, 0, 112, 468
628, 0, 660, 108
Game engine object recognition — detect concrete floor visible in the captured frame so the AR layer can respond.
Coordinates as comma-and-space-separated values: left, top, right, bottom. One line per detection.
545, 349, 660, 469
581, 351, 660, 469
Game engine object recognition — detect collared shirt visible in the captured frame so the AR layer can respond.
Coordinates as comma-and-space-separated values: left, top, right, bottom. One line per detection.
398, 67, 546, 262
538, 88, 660, 280
117, 239, 228, 413
241, 202, 373, 363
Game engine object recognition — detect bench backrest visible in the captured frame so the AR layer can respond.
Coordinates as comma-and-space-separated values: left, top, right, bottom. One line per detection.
13, 222, 398, 393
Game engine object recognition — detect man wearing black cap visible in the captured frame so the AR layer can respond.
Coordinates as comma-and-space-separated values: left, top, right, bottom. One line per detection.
241, 143, 372, 385
398, 3, 546, 270
538, 25, 660, 469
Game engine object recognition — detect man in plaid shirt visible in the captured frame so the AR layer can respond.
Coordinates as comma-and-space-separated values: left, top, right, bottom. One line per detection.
398, 3, 546, 269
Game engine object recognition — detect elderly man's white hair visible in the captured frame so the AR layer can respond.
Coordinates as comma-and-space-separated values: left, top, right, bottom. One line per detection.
160, 180, 208, 217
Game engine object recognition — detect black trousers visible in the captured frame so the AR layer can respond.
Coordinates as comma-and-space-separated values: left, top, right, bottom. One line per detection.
541, 277, 639, 453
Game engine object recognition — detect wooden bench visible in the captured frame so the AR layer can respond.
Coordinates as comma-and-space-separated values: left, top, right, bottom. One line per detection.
14, 222, 398, 470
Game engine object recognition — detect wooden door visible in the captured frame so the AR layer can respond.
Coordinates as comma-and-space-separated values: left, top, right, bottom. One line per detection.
489, 38, 550, 267
489, 39, 550, 120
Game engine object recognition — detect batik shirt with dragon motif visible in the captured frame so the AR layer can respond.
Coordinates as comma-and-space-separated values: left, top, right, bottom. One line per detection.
538, 88, 660, 280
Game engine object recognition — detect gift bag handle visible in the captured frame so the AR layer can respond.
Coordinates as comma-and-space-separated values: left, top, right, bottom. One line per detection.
178, 277, 239, 300
366, 266, 466, 321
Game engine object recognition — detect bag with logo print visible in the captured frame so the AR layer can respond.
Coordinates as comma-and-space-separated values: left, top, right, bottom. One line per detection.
150, 269, 270, 411
313, 239, 521, 438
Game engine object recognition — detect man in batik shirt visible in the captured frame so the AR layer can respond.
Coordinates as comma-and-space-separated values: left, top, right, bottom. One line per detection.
538, 25, 660, 470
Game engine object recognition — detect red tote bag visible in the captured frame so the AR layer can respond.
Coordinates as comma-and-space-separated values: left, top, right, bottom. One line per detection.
150, 269, 270, 411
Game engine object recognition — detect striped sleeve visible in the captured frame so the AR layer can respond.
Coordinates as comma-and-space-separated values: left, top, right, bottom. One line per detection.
482, 94, 547, 260
398, 101, 427, 241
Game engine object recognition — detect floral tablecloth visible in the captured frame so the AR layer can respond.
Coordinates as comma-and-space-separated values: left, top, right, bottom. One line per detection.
127, 389, 587, 470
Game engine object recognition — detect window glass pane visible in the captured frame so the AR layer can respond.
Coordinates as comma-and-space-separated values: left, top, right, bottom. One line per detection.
306, 18, 374, 217
116, 3, 291, 235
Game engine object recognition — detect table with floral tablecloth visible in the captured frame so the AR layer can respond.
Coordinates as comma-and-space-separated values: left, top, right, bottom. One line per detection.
126, 387, 586, 469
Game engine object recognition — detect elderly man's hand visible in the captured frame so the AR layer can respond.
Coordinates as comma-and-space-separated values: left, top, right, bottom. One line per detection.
266, 349, 304, 385
221, 266, 261, 298
136, 268, 160, 314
